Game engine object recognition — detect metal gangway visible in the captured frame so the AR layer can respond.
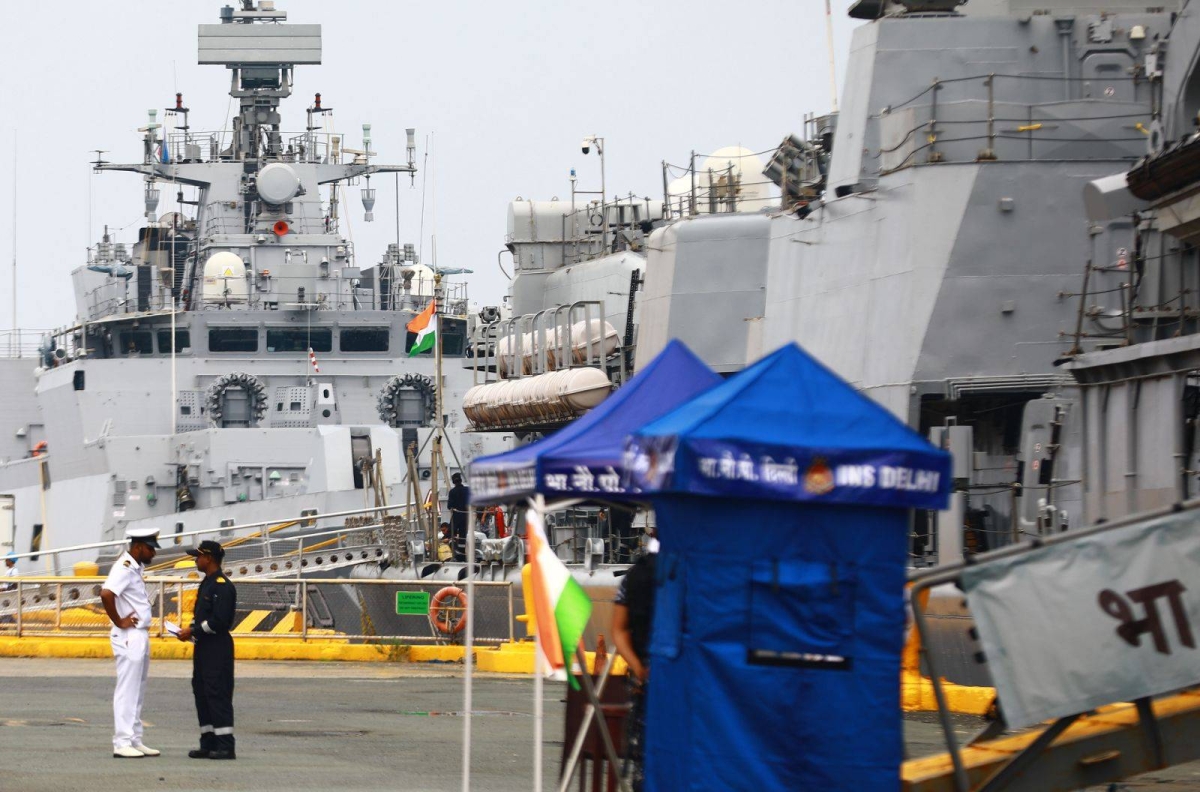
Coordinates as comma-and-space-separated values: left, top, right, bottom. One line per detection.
903, 500, 1200, 791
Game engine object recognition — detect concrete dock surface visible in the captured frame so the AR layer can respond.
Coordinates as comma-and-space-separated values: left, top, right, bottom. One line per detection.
0, 658, 1196, 791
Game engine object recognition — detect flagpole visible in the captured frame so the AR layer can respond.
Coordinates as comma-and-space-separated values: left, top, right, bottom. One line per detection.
432, 273, 443, 531
533, 496, 545, 792
462, 503, 475, 792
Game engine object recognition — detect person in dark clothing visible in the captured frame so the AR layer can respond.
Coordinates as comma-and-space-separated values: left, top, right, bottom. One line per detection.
447, 473, 470, 561
612, 541, 657, 791
176, 540, 238, 760
609, 508, 638, 563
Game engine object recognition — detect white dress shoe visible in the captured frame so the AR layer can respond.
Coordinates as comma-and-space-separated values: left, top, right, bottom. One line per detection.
132, 743, 160, 757
113, 746, 145, 758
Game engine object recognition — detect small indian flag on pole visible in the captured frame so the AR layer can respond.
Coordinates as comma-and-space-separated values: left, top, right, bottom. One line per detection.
406, 300, 437, 356
527, 508, 592, 689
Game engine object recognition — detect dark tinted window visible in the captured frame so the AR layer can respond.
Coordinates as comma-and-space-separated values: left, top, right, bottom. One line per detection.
209, 327, 259, 353
157, 329, 191, 353
442, 318, 466, 357
406, 318, 466, 357
118, 331, 154, 356
266, 328, 332, 353
340, 327, 390, 352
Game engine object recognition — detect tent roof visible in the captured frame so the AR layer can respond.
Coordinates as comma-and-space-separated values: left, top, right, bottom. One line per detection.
628, 343, 952, 508
469, 340, 721, 504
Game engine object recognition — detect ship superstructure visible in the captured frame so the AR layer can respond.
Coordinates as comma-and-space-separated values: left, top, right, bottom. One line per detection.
0, 1, 505, 568
489, 0, 1176, 569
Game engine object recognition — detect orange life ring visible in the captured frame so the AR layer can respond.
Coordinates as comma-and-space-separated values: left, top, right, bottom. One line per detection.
429, 586, 468, 634
32, 441, 48, 457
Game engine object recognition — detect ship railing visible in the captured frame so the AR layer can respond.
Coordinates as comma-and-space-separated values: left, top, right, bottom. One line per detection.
867, 72, 1153, 176
552, 193, 667, 266
185, 274, 467, 314
911, 473, 1085, 568
199, 199, 330, 237
0, 576, 515, 645
82, 285, 179, 322
0, 329, 54, 359
660, 146, 787, 221
484, 300, 625, 383
5, 503, 425, 578
76, 275, 467, 318
163, 130, 392, 167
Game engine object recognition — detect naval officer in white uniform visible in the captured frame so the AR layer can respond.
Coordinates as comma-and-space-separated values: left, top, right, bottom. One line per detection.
100, 527, 161, 758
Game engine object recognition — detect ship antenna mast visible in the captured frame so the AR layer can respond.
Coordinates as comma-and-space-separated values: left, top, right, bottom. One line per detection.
10, 132, 16, 357
824, 0, 839, 113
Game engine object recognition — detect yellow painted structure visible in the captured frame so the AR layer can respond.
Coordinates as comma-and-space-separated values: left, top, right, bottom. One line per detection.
902, 689, 1200, 792
516, 563, 536, 637
899, 585, 995, 716
0, 635, 609, 669
474, 640, 626, 676
233, 610, 271, 632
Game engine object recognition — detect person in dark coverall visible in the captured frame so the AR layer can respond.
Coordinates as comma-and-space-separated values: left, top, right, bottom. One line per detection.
612, 536, 658, 791
176, 540, 238, 760
447, 472, 469, 561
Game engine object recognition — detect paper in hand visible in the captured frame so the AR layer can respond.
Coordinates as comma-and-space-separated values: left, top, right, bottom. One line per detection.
164, 620, 182, 636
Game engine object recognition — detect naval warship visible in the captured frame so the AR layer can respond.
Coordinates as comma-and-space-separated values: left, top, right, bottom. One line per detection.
6, 0, 1198, 657
0, 1, 510, 574
471, 0, 1196, 676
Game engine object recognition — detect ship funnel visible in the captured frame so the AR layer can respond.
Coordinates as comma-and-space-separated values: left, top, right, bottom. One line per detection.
362, 186, 376, 222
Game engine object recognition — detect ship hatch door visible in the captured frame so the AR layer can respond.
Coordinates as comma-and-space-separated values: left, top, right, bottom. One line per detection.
221, 388, 253, 428
350, 433, 372, 490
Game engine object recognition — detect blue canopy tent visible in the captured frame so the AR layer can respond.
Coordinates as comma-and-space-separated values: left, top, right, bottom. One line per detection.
626, 343, 952, 791
465, 340, 721, 790
468, 340, 722, 506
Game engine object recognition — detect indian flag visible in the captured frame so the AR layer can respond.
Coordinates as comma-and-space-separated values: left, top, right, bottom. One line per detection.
527, 508, 592, 689
406, 300, 437, 356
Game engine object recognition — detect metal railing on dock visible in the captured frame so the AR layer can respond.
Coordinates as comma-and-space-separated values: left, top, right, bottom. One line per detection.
0, 576, 515, 646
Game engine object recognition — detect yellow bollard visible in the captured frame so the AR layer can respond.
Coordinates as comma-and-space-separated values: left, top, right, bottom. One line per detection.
516, 562, 537, 638
73, 561, 100, 577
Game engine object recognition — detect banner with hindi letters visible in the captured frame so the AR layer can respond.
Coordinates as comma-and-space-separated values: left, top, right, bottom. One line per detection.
962, 508, 1200, 730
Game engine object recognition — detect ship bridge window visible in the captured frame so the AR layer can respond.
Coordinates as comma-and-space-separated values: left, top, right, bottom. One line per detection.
157, 329, 191, 354
340, 327, 390, 353
118, 330, 154, 356
266, 328, 332, 353
209, 327, 259, 353
406, 318, 465, 356
442, 318, 466, 357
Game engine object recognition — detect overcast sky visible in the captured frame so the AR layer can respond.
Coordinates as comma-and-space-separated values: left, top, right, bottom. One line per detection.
0, 0, 860, 332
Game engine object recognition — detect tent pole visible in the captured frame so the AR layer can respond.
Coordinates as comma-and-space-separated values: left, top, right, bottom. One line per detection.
533, 494, 545, 791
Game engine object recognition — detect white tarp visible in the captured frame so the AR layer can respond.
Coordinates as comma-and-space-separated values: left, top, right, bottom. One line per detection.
962, 508, 1200, 729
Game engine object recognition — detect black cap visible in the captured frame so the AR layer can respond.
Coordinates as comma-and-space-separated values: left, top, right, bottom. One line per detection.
186, 540, 226, 562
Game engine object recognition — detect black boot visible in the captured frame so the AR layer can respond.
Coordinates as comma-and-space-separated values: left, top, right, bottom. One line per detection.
189, 736, 216, 759
209, 735, 235, 760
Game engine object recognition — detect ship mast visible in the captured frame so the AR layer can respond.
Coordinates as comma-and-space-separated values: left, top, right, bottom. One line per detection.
9, 134, 15, 357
